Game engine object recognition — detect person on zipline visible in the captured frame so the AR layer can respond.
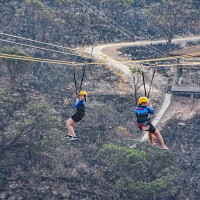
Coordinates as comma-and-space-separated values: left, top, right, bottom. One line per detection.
135, 96, 169, 150
66, 91, 87, 141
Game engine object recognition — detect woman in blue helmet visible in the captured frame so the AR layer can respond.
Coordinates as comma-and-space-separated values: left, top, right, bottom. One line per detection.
135, 96, 169, 150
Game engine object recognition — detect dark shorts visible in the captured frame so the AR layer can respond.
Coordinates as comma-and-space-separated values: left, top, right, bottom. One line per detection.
71, 111, 85, 123
137, 122, 156, 133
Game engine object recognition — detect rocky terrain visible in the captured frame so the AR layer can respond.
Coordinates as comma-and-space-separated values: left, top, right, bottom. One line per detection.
0, 55, 168, 199
1, 44, 200, 199
159, 96, 200, 200
0, 0, 200, 199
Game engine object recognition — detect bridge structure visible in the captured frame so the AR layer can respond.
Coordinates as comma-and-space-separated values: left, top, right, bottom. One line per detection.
170, 85, 200, 95
168, 46, 200, 97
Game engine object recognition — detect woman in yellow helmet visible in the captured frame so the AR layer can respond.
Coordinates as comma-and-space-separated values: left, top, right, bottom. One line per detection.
66, 91, 87, 141
135, 96, 169, 150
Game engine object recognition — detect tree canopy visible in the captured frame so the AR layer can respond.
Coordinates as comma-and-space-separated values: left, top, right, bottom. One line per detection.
100, 143, 178, 199
141, 0, 199, 52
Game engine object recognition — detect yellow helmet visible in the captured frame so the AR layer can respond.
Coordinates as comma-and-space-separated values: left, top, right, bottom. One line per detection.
138, 96, 149, 105
79, 91, 87, 96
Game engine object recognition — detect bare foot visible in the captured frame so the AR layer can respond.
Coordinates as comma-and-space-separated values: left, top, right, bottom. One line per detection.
161, 146, 169, 150
151, 143, 157, 146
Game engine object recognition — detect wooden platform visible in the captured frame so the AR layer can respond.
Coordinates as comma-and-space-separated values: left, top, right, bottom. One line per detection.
171, 85, 200, 93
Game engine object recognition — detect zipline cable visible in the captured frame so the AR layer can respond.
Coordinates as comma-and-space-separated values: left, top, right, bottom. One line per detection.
73, 63, 78, 96
77, 0, 167, 57
1, 32, 200, 67
132, 51, 200, 64
133, 0, 176, 38
76, 0, 136, 40
0, 52, 105, 65
122, 0, 181, 69
147, 67, 156, 98
0, 32, 80, 53
1, 52, 200, 68
84, 0, 168, 57
133, 0, 200, 60
1, 40, 200, 68
79, 63, 87, 94
122, 0, 169, 39
0, 37, 90, 59
142, 70, 147, 97
0, 33, 133, 65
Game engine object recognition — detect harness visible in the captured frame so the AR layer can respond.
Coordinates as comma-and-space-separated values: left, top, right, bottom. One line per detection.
136, 112, 148, 123
137, 122, 149, 131
136, 108, 150, 131
136, 111, 150, 130
77, 104, 85, 113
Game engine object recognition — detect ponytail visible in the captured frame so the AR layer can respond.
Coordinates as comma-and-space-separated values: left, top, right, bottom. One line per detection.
84, 95, 87, 102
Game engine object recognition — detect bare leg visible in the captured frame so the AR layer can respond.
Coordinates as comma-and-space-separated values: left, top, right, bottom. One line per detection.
148, 132, 156, 146
66, 118, 76, 137
152, 128, 169, 150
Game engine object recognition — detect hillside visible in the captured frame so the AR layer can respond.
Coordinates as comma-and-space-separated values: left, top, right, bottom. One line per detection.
0, 52, 168, 199
0, 0, 200, 200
